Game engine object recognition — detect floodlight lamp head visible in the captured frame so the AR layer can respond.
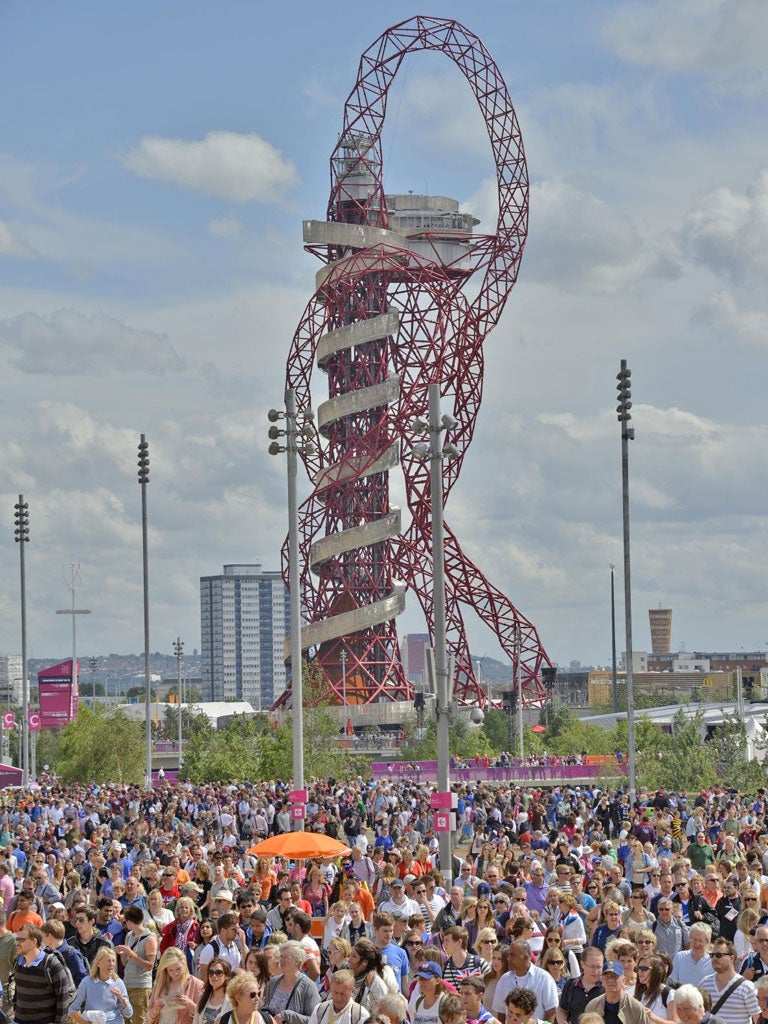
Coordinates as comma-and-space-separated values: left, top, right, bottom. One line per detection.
443, 443, 460, 460
412, 442, 431, 460
441, 413, 458, 431
302, 442, 316, 455
268, 442, 283, 456
268, 425, 283, 440
300, 424, 314, 438
267, 409, 282, 423
301, 408, 315, 422
411, 417, 429, 434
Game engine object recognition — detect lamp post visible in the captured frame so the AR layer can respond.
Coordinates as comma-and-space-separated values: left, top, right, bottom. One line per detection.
173, 637, 184, 772
616, 360, 636, 804
610, 564, 618, 713
57, 565, 90, 727
412, 382, 460, 880
13, 495, 29, 786
340, 648, 347, 708
515, 625, 524, 760
137, 434, 152, 789
89, 657, 99, 704
269, 390, 314, 830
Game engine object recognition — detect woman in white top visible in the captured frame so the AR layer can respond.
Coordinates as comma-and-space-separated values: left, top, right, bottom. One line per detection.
634, 955, 678, 1024
145, 888, 175, 936
193, 959, 232, 1024
407, 963, 448, 1024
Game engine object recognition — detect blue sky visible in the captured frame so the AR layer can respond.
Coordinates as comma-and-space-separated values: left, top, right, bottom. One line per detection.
1, 1, 768, 672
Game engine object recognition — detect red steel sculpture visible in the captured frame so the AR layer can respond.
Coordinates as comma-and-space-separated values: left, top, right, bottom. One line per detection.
282, 16, 553, 709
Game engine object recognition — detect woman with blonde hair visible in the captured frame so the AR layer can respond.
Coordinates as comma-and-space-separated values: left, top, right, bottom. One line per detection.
159, 897, 200, 968
735, 906, 760, 961
148, 947, 205, 1024
219, 972, 270, 1024
69, 946, 133, 1024
474, 926, 498, 959
318, 937, 351, 998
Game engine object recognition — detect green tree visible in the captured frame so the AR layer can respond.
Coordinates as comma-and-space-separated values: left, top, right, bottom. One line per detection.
183, 713, 260, 782
256, 661, 366, 782
481, 708, 511, 752
708, 714, 766, 791
125, 685, 156, 702
57, 705, 145, 783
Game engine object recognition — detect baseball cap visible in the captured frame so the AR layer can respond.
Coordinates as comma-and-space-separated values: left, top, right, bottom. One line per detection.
418, 963, 442, 980
603, 962, 624, 976
391, 878, 404, 888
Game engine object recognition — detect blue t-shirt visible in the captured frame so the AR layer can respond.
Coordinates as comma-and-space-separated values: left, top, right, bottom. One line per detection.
380, 941, 409, 988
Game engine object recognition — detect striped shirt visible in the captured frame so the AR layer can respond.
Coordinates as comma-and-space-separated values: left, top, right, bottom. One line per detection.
700, 972, 759, 1024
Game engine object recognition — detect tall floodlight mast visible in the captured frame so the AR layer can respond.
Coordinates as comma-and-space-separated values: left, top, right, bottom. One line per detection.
282, 16, 552, 709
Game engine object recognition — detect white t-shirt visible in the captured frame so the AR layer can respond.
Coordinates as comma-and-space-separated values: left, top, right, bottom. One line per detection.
197, 937, 242, 973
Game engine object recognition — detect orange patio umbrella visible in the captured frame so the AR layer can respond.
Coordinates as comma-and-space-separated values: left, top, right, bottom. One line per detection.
246, 832, 352, 860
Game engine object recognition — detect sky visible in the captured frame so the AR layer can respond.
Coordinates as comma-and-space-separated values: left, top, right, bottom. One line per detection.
1, 0, 768, 672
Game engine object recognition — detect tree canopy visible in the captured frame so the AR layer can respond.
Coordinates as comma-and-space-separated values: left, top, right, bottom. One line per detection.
56, 704, 145, 783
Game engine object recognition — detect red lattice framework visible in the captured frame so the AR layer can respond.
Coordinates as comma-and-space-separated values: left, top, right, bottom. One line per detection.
281, 16, 553, 708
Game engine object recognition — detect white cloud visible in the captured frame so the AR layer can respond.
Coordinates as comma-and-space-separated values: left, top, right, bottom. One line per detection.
122, 131, 299, 203
0, 309, 185, 376
692, 290, 768, 350
682, 169, 768, 282
208, 216, 242, 239
0, 220, 35, 258
604, 0, 768, 90
465, 176, 680, 292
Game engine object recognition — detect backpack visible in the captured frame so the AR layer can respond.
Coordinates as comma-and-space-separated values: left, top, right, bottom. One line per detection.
14, 952, 77, 1015
315, 1000, 364, 1024
221, 1011, 274, 1024
55, 943, 89, 986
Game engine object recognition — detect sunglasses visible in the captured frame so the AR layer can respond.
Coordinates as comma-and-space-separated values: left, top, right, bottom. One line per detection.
406, 940, 422, 947
711, 953, 731, 959
480, 939, 498, 946
549, 960, 565, 966
208, 970, 226, 977
247, 991, 259, 999
636, 965, 651, 973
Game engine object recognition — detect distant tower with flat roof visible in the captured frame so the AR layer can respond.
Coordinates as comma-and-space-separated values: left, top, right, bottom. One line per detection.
649, 607, 672, 654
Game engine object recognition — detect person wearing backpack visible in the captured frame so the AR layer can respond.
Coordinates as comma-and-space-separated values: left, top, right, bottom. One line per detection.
41, 919, 89, 986
13, 924, 76, 1024
115, 905, 158, 1024
307, 969, 369, 1024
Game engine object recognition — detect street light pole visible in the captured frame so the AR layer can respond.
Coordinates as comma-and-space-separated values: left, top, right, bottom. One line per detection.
13, 496, 29, 787
515, 625, 524, 761
610, 564, 618, 713
173, 638, 184, 772
340, 649, 347, 708
269, 391, 314, 831
616, 360, 636, 804
57, 565, 91, 728
89, 657, 98, 704
137, 435, 152, 789
413, 384, 460, 881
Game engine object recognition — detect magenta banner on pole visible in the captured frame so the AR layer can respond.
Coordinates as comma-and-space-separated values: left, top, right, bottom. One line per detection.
38, 660, 79, 729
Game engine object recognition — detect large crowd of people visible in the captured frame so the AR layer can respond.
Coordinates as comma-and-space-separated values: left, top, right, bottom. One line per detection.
0, 775, 767, 1024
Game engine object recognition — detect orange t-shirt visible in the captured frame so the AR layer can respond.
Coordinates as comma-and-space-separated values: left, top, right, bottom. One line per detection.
8, 909, 43, 933
354, 887, 376, 920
